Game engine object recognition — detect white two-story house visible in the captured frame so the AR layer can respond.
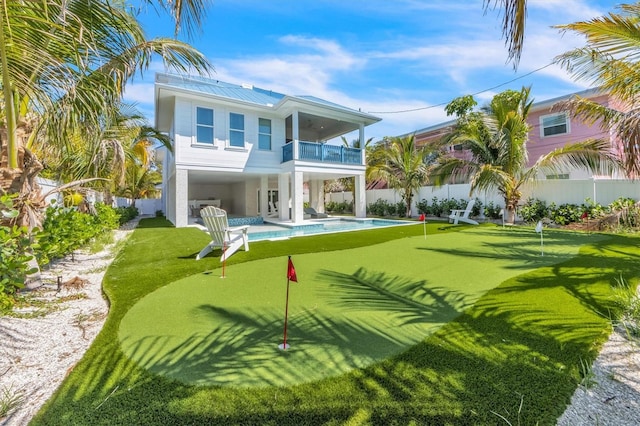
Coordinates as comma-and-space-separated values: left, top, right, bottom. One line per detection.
155, 73, 381, 227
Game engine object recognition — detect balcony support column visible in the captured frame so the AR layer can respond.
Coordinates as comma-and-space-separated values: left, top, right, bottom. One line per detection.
291, 171, 304, 223
354, 172, 366, 218
278, 173, 289, 221
292, 111, 299, 160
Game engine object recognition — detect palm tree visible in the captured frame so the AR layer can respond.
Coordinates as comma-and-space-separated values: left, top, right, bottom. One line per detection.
116, 164, 163, 208
367, 134, 433, 217
554, 3, 640, 177
0, 0, 211, 229
332, 136, 374, 205
432, 87, 618, 223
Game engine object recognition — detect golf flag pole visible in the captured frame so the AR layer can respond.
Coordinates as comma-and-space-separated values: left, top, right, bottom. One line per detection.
419, 213, 426, 239
279, 256, 298, 350
221, 241, 226, 278
535, 221, 544, 256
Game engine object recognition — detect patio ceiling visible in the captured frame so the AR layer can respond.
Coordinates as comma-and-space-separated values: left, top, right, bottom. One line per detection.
289, 112, 361, 142
188, 170, 360, 185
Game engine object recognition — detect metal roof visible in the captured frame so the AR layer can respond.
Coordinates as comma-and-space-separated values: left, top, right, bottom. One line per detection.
155, 73, 369, 116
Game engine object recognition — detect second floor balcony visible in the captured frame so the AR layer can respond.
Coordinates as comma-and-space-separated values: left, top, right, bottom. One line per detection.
282, 141, 363, 165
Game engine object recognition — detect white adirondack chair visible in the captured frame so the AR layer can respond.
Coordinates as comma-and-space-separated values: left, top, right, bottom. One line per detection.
196, 206, 250, 261
448, 199, 479, 225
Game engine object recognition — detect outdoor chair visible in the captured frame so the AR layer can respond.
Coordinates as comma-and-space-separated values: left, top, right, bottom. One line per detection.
196, 206, 250, 261
448, 199, 479, 225
304, 207, 328, 218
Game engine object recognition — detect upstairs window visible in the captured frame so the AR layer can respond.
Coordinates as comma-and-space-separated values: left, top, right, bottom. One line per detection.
196, 107, 214, 144
258, 118, 272, 150
540, 113, 569, 137
229, 113, 245, 147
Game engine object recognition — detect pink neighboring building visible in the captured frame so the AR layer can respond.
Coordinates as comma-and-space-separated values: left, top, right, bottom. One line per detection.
412, 88, 624, 180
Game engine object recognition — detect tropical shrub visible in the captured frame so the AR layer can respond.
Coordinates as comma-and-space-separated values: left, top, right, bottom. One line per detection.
395, 201, 406, 217
484, 201, 503, 219
37, 203, 122, 265
327, 201, 352, 214
472, 199, 483, 217
115, 206, 139, 225
0, 195, 37, 312
519, 198, 548, 223
416, 199, 430, 215
609, 197, 640, 228
367, 199, 392, 216
548, 203, 583, 225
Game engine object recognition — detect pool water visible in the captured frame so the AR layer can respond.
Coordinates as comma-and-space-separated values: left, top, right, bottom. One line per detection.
248, 218, 412, 241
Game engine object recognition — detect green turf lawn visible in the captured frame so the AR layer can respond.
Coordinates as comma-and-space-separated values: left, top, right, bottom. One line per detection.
118, 226, 603, 387
30, 219, 640, 425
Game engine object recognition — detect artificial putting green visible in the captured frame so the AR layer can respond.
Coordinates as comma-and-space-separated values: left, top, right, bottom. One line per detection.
118, 226, 603, 387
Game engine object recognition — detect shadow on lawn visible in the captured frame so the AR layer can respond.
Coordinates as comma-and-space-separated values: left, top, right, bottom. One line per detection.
420, 227, 600, 270
119, 303, 420, 387
117, 266, 468, 389
317, 267, 467, 324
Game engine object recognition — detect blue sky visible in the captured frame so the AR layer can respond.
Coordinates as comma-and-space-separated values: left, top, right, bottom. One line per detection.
126, 0, 615, 142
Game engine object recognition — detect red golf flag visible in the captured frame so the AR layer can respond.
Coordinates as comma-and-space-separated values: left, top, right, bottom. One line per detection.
287, 257, 298, 282
419, 213, 425, 221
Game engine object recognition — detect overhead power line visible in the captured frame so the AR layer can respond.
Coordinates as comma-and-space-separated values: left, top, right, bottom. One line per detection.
368, 62, 555, 114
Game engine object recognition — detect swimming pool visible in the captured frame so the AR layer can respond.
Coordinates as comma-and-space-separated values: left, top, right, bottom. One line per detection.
248, 218, 412, 241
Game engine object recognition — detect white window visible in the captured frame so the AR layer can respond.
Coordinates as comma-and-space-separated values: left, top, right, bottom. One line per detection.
229, 113, 245, 147
258, 118, 271, 150
545, 173, 569, 180
540, 113, 569, 137
196, 107, 214, 144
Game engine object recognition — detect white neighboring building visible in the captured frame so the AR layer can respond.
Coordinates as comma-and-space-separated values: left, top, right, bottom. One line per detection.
155, 73, 380, 227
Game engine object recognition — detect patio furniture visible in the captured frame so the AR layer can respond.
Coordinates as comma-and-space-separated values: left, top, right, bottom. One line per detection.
196, 206, 250, 261
448, 199, 479, 225
304, 207, 328, 218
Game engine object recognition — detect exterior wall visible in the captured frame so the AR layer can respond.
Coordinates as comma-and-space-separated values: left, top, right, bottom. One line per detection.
526, 94, 610, 174
173, 97, 286, 173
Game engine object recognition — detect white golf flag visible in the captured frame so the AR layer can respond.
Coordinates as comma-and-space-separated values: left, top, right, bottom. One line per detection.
535, 221, 543, 233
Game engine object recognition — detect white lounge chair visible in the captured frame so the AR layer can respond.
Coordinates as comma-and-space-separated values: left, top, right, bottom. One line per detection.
304, 207, 328, 218
196, 206, 250, 261
448, 199, 479, 225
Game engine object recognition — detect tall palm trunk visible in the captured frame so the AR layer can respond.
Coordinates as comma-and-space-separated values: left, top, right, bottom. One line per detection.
0, 127, 45, 229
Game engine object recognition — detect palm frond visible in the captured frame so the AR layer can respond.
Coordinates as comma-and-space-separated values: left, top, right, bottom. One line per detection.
483, 0, 527, 67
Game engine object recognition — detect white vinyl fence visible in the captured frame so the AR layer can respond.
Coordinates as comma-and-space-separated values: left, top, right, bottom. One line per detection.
327, 179, 640, 217
114, 197, 162, 215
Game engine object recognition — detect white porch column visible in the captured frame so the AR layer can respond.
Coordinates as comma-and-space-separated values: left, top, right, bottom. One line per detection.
354, 173, 367, 218
292, 111, 299, 160
309, 179, 324, 212
175, 168, 189, 227
359, 123, 365, 165
260, 176, 269, 219
278, 173, 289, 221
291, 171, 304, 223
